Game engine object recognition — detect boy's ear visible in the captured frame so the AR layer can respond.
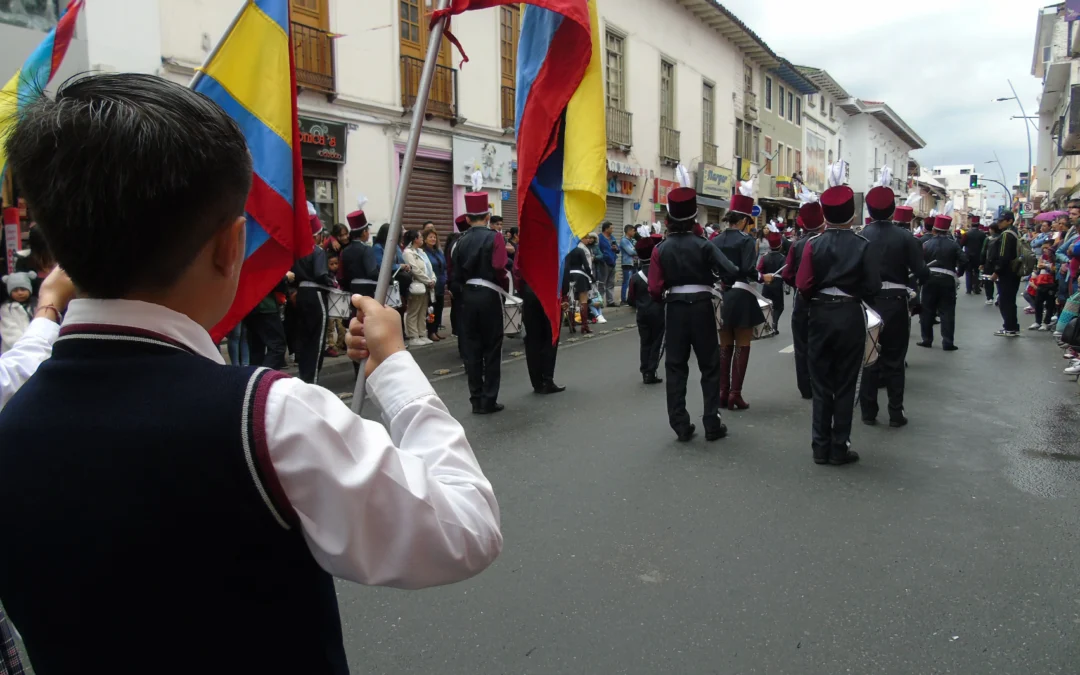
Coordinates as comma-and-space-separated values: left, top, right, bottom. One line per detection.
211, 217, 246, 276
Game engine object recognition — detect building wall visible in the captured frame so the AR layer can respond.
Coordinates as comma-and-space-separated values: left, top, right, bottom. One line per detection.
847, 114, 913, 198
801, 91, 848, 193
758, 73, 804, 179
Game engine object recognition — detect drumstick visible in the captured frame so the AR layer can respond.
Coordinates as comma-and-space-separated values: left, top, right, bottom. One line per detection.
771, 265, 787, 275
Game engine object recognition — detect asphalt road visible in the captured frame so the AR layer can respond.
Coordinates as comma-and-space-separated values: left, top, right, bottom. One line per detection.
328, 294, 1080, 674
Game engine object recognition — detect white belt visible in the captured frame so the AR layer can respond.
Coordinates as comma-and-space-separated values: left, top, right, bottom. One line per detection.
929, 267, 957, 278
637, 271, 647, 283
732, 281, 757, 293
466, 278, 518, 303
669, 284, 713, 294
570, 269, 592, 278
881, 281, 909, 290
350, 278, 376, 286
299, 281, 333, 291
820, 287, 852, 297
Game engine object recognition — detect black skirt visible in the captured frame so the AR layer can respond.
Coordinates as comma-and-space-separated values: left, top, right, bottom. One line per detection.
568, 271, 592, 296
721, 286, 766, 329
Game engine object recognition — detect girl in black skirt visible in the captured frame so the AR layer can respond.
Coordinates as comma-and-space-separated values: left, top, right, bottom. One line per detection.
711, 198, 777, 410
562, 235, 595, 334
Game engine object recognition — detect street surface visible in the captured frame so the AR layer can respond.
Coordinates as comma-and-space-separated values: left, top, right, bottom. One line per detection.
319, 293, 1080, 674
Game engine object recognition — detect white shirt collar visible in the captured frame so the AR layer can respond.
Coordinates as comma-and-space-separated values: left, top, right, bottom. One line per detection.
63, 299, 226, 364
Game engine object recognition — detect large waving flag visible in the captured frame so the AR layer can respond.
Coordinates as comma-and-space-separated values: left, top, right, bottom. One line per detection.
193, 0, 312, 341
434, 0, 606, 341
0, 0, 85, 179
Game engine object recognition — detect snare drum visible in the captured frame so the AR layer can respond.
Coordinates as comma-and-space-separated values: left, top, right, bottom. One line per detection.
326, 289, 352, 320
864, 305, 883, 366
503, 295, 524, 335
753, 296, 777, 340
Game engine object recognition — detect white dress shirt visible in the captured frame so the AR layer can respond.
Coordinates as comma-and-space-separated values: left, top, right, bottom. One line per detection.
0, 317, 60, 411
62, 299, 502, 589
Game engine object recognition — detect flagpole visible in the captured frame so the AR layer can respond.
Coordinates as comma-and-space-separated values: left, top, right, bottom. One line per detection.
188, 0, 248, 89
351, 0, 452, 414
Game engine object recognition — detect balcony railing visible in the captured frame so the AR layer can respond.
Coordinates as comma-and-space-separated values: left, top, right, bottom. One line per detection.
660, 126, 680, 164
400, 55, 458, 120
292, 23, 335, 93
703, 142, 718, 165
501, 86, 516, 129
607, 107, 632, 148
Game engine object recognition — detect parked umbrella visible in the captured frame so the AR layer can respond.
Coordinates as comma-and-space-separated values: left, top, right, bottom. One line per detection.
1035, 210, 1067, 222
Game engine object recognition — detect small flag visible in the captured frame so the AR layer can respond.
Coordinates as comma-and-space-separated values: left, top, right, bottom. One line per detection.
0, 0, 85, 179
192, 0, 313, 341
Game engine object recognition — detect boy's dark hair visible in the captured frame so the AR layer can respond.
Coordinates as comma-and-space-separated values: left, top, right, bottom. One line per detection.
601, 221, 612, 233
489, 215, 503, 225
4, 73, 253, 298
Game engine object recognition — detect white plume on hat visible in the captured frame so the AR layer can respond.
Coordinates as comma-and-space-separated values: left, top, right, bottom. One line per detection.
798, 185, 818, 204
638, 223, 653, 237
929, 209, 938, 219
306, 201, 317, 217
943, 200, 954, 217
356, 194, 368, 210
877, 165, 892, 188
766, 220, 781, 234
738, 178, 754, 197
676, 163, 692, 188
904, 191, 922, 208
471, 169, 484, 193
827, 160, 847, 188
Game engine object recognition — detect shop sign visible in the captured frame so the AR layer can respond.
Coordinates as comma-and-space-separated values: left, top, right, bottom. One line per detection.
654, 178, 679, 206
299, 117, 347, 164
608, 177, 635, 196
453, 137, 514, 190
697, 163, 733, 198
607, 158, 651, 178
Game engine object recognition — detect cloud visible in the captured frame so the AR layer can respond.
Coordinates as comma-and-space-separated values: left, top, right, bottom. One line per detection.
719, 0, 1048, 204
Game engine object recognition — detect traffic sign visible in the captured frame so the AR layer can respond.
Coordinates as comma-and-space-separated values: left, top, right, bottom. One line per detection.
1022, 202, 1033, 215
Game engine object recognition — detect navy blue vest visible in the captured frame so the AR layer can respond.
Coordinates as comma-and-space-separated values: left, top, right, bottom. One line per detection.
0, 325, 348, 674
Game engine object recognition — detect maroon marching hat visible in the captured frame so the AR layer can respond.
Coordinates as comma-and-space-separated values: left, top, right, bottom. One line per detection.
970, 215, 980, 226
729, 193, 755, 218
455, 213, 470, 231
346, 209, 368, 233
666, 187, 699, 223
933, 215, 953, 231
893, 205, 914, 224
799, 201, 825, 231
635, 234, 662, 259
865, 185, 896, 221
820, 186, 856, 225
464, 191, 490, 217
766, 230, 783, 249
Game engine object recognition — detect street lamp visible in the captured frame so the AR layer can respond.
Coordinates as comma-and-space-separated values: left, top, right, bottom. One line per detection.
994, 80, 1033, 202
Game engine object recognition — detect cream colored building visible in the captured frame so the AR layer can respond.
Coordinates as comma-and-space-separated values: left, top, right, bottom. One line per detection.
1032, 2, 1079, 208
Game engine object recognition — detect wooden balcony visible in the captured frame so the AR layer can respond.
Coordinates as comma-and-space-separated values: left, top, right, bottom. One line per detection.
607, 107, 632, 149
660, 126, 680, 165
703, 142, 718, 166
501, 86, 516, 129
400, 55, 458, 120
292, 23, 335, 94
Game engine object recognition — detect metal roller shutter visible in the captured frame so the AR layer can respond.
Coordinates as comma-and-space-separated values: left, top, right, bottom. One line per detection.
604, 196, 625, 229
502, 171, 518, 230
399, 156, 455, 243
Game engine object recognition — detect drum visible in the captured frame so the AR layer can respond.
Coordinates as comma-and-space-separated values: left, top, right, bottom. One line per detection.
326, 289, 352, 320
864, 305, 883, 366
503, 295, 524, 336
385, 281, 402, 309
752, 296, 777, 340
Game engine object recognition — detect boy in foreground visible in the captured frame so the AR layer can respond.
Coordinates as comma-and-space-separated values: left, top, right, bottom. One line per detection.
0, 74, 501, 673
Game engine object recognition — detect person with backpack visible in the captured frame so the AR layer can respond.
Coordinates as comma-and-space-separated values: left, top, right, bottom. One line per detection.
986, 212, 1023, 337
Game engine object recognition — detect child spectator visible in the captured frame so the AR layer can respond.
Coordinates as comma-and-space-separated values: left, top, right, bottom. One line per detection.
1, 272, 37, 352
324, 254, 346, 357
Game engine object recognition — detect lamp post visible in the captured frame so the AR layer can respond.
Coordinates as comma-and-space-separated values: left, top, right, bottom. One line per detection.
983, 156, 1011, 206
995, 79, 1033, 202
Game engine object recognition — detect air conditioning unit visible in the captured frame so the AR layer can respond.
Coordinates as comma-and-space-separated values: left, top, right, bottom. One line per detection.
1063, 84, 1080, 155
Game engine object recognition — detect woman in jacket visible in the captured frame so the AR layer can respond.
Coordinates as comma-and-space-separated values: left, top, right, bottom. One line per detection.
424, 230, 447, 342
402, 230, 435, 347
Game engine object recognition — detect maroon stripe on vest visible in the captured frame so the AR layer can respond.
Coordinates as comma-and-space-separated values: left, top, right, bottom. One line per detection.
59, 323, 197, 354
250, 369, 299, 528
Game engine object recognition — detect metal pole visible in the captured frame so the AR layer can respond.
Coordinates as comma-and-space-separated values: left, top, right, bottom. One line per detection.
188, 0, 248, 89
1007, 79, 1033, 201
350, 0, 452, 414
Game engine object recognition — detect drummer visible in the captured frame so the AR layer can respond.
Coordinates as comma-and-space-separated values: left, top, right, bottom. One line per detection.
781, 201, 826, 400
711, 183, 773, 411
648, 187, 739, 442
795, 181, 882, 466
858, 187, 928, 428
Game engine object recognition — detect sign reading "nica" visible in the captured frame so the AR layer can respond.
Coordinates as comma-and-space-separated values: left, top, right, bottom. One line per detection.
697, 163, 734, 198
298, 117, 347, 164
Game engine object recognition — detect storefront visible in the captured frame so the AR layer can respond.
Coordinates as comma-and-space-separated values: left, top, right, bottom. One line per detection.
299, 116, 347, 228
606, 159, 649, 228
654, 178, 680, 224
400, 152, 455, 241
696, 162, 733, 225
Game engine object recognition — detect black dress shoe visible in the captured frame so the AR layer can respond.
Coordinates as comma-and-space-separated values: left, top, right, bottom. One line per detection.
942, 344, 959, 352
889, 416, 908, 428
916, 341, 932, 348
473, 403, 505, 415
861, 417, 877, 426
643, 372, 663, 385
800, 392, 813, 400
828, 450, 860, 466
539, 382, 566, 394
705, 424, 728, 441
676, 424, 696, 442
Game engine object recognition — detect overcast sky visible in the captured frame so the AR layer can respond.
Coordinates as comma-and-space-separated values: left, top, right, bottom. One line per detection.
720, 0, 1049, 207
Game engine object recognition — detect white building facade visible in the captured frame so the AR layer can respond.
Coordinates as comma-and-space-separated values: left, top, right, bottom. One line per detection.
929, 164, 990, 225
1032, 2, 1079, 209
796, 67, 850, 195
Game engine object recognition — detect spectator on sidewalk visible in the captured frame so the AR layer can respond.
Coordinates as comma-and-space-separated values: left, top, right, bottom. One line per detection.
245, 285, 288, 370
424, 230, 447, 342
505, 226, 518, 270
402, 230, 436, 347
324, 254, 347, 358
14, 226, 53, 297
987, 212, 1021, 336
1, 272, 37, 353
619, 224, 638, 304
596, 222, 617, 306
226, 321, 249, 366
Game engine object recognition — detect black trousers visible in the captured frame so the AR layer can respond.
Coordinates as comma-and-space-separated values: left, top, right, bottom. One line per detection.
984, 275, 996, 300
637, 305, 665, 375
965, 264, 980, 294
1034, 285, 1057, 325
295, 287, 327, 384
762, 285, 785, 330
428, 287, 446, 335
920, 275, 957, 347
808, 299, 864, 458
859, 293, 910, 420
791, 294, 811, 399
245, 311, 287, 370
461, 286, 504, 408
664, 298, 723, 435
449, 282, 464, 359
522, 289, 559, 390
997, 271, 1020, 332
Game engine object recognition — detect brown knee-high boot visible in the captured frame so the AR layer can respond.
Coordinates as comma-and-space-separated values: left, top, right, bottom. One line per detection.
719, 345, 734, 408
729, 345, 751, 410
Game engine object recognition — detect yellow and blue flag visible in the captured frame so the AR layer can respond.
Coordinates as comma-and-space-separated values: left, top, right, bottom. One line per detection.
193, 0, 312, 341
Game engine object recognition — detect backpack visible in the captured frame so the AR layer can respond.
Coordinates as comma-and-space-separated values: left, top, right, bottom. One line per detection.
1063, 316, 1080, 348
1006, 231, 1037, 277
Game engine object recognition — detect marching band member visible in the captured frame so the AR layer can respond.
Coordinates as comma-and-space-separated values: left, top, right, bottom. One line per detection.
648, 187, 738, 442
782, 199, 826, 400
859, 178, 928, 428
711, 180, 769, 410
796, 166, 882, 466
627, 234, 665, 385
758, 223, 787, 335
962, 216, 987, 295
918, 213, 967, 351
